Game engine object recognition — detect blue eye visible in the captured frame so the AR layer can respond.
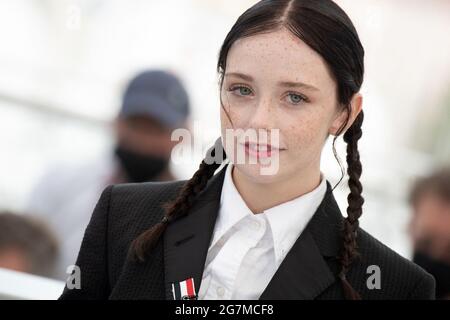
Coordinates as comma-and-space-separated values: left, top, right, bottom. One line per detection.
239, 87, 252, 95
229, 85, 252, 96
287, 93, 307, 104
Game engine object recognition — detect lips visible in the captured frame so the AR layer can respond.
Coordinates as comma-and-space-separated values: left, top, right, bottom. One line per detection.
242, 142, 285, 159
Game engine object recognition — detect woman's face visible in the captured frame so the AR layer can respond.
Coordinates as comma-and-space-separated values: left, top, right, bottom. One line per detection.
220, 27, 351, 184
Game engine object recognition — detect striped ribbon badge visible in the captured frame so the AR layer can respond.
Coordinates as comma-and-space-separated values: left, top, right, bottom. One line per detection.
171, 277, 198, 300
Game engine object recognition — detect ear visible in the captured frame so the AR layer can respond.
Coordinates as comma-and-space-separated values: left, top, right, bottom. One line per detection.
329, 93, 363, 136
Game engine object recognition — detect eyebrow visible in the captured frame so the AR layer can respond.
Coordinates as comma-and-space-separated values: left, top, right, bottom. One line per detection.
224, 72, 320, 92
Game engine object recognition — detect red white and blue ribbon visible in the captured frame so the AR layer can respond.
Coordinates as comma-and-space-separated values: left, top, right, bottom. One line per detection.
171, 277, 197, 300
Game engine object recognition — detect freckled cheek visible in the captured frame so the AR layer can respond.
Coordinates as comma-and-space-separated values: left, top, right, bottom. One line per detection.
220, 108, 230, 127
220, 107, 247, 129
283, 120, 324, 155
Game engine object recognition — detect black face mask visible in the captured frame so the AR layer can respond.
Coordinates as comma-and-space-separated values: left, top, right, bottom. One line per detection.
114, 145, 169, 183
413, 251, 450, 299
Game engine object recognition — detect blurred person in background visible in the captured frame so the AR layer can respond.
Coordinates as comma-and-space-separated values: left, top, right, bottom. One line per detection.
409, 167, 450, 299
26, 70, 191, 280
0, 211, 58, 278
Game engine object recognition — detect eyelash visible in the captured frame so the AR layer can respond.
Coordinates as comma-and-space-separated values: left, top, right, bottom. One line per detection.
227, 84, 252, 96
226, 84, 309, 105
286, 91, 309, 104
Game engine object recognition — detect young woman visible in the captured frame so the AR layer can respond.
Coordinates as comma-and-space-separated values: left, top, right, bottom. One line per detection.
60, 0, 435, 300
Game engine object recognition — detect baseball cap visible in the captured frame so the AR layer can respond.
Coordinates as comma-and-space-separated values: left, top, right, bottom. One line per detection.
120, 70, 190, 129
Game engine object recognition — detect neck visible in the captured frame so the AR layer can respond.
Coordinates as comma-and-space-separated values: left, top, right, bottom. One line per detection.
231, 163, 322, 214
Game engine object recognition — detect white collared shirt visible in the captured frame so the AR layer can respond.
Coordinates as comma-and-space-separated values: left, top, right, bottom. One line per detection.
197, 162, 327, 300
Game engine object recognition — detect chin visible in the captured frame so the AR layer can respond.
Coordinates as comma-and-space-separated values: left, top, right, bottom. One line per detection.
232, 161, 285, 184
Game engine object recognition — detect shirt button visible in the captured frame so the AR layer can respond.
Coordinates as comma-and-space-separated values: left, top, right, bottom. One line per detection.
216, 286, 225, 298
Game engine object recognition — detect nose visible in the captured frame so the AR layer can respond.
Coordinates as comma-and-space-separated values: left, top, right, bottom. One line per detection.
248, 96, 275, 131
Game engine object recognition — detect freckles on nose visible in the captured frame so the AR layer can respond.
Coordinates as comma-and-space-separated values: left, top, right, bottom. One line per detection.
248, 107, 277, 131
253, 101, 272, 117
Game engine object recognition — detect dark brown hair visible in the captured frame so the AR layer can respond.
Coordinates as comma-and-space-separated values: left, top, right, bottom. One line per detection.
409, 167, 450, 208
131, 0, 365, 300
0, 211, 59, 277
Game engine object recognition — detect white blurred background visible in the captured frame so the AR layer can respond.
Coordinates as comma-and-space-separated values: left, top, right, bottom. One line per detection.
0, 0, 449, 293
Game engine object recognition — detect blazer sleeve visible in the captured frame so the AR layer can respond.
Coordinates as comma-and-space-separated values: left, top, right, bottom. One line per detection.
59, 185, 114, 300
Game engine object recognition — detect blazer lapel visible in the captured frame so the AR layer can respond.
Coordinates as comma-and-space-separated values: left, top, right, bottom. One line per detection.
259, 180, 344, 300
163, 164, 228, 300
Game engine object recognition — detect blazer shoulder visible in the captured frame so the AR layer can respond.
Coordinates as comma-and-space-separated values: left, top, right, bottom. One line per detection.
112, 179, 187, 204
60, 179, 189, 299
105, 179, 187, 285
107, 178, 187, 228
353, 228, 435, 299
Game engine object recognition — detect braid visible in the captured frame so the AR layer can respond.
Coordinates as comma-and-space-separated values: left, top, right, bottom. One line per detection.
131, 138, 226, 262
338, 110, 364, 299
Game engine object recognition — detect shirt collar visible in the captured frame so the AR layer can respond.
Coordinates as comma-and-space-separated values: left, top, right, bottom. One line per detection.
211, 161, 254, 247
263, 170, 327, 266
212, 161, 327, 265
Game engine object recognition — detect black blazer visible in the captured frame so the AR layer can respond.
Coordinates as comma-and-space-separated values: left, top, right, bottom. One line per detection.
59, 163, 435, 300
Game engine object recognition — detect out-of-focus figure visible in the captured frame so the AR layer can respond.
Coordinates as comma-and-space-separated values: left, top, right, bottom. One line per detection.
26, 70, 190, 280
409, 167, 450, 299
0, 211, 58, 277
